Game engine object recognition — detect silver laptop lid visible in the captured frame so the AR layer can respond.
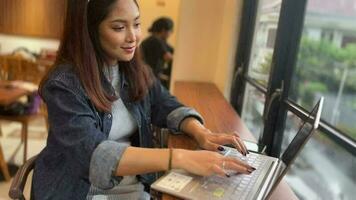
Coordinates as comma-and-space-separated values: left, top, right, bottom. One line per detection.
265, 97, 324, 199
280, 97, 323, 166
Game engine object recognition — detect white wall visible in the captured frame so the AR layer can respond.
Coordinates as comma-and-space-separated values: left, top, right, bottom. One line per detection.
171, 0, 225, 83
171, 0, 242, 99
139, 0, 181, 47
0, 34, 60, 54
214, 0, 242, 99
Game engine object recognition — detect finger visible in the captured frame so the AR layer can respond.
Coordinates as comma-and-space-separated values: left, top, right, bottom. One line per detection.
233, 131, 241, 138
225, 160, 255, 174
231, 136, 245, 156
207, 134, 245, 155
215, 134, 245, 155
212, 164, 228, 177
234, 136, 248, 156
225, 157, 255, 171
233, 131, 249, 155
204, 141, 224, 152
210, 134, 240, 148
208, 134, 231, 145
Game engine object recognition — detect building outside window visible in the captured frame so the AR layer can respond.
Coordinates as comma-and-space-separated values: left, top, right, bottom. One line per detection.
235, 0, 356, 199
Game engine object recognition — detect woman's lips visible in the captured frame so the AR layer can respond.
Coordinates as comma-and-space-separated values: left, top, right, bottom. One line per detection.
121, 46, 135, 53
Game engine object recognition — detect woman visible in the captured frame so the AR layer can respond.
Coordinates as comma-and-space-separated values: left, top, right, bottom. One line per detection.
33, 0, 255, 199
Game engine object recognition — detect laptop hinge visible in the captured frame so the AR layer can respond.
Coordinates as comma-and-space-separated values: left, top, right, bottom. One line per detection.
255, 160, 281, 200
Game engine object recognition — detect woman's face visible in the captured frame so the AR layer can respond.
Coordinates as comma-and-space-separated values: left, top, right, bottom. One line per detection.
99, 0, 141, 65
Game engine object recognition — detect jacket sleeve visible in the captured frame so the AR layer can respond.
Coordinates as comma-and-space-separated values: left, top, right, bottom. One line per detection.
42, 79, 127, 189
89, 141, 129, 189
149, 80, 204, 132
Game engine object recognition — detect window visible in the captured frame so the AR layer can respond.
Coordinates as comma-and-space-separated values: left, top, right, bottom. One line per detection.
247, 0, 281, 86
290, 0, 356, 139
238, 0, 282, 139
266, 28, 277, 49
282, 112, 356, 199
241, 84, 265, 139
232, 0, 356, 199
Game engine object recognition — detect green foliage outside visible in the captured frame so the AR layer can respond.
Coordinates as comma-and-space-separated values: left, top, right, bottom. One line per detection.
295, 38, 356, 138
293, 38, 356, 138
255, 52, 273, 86
296, 38, 356, 96
258, 38, 356, 138
257, 39, 356, 95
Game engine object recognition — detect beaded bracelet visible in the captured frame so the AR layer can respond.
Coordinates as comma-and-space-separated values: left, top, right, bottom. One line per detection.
168, 148, 173, 171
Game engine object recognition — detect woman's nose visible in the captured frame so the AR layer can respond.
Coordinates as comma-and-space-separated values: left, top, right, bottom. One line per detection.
126, 28, 136, 43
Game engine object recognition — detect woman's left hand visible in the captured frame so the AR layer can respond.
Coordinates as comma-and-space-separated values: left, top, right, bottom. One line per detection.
180, 117, 249, 156
196, 130, 249, 156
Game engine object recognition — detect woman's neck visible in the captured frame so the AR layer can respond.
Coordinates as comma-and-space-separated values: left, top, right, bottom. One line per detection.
104, 62, 119, 68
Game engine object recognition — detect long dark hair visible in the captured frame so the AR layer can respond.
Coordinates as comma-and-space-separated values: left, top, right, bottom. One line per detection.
40, 0, 153, 112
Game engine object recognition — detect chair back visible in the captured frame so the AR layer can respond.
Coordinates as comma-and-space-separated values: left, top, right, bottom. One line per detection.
9, 155, 37, 200
5, 55, 24, 81
21, 60, 46, 85
0, 55, 8, 80
1, 55, 48, 84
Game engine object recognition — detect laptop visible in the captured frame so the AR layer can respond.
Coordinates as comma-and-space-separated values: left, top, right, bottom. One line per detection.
151, 97, 324, 200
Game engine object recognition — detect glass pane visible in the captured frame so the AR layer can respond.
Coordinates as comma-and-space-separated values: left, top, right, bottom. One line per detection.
290, 0, 356, 139
247, 0, 282, 86
282, 111, 356, 200
241, 84, 266, 139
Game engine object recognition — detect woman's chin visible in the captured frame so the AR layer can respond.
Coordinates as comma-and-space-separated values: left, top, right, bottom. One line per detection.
118, 55, 134, 62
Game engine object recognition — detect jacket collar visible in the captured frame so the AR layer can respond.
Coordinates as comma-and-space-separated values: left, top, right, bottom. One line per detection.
120, 71, 129, 89
101, 69, 129, 97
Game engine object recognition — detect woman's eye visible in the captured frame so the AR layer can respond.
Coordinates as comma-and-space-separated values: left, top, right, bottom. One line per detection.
134, 23, 141, 28
113, 27, 125, 31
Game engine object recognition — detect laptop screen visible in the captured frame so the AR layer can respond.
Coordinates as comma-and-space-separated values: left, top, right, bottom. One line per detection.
280, 97, 323, 166
265, 98, 323, 200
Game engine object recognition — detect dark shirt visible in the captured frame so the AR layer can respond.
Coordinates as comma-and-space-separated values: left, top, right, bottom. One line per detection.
140, 36, 170, 76
32, 64, 203, 200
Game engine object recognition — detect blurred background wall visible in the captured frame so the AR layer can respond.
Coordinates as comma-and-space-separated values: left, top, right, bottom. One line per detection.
171, 0, 242, 98
0, 0, 243, 98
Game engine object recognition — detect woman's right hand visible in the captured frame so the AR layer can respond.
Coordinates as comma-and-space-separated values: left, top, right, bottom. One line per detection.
172, 149, 256, 177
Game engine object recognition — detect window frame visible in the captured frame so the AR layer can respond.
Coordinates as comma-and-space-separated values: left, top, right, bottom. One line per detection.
231, 0, 356, 157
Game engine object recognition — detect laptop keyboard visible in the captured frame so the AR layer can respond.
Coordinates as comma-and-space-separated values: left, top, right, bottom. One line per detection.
226, 149, 266, 199
195, 148, 267, 199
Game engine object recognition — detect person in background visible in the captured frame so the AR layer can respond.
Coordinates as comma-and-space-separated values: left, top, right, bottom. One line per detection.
141, 17, 174, 89
32, 0, 255, 199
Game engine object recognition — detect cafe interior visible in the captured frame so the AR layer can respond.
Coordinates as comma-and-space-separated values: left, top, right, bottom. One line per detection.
1, 0, 355, 199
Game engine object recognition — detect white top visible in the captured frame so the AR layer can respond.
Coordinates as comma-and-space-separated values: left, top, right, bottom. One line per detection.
103, 64, 138, 145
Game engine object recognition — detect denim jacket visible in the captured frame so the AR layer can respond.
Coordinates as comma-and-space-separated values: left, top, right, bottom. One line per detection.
32, 64, 203, 200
